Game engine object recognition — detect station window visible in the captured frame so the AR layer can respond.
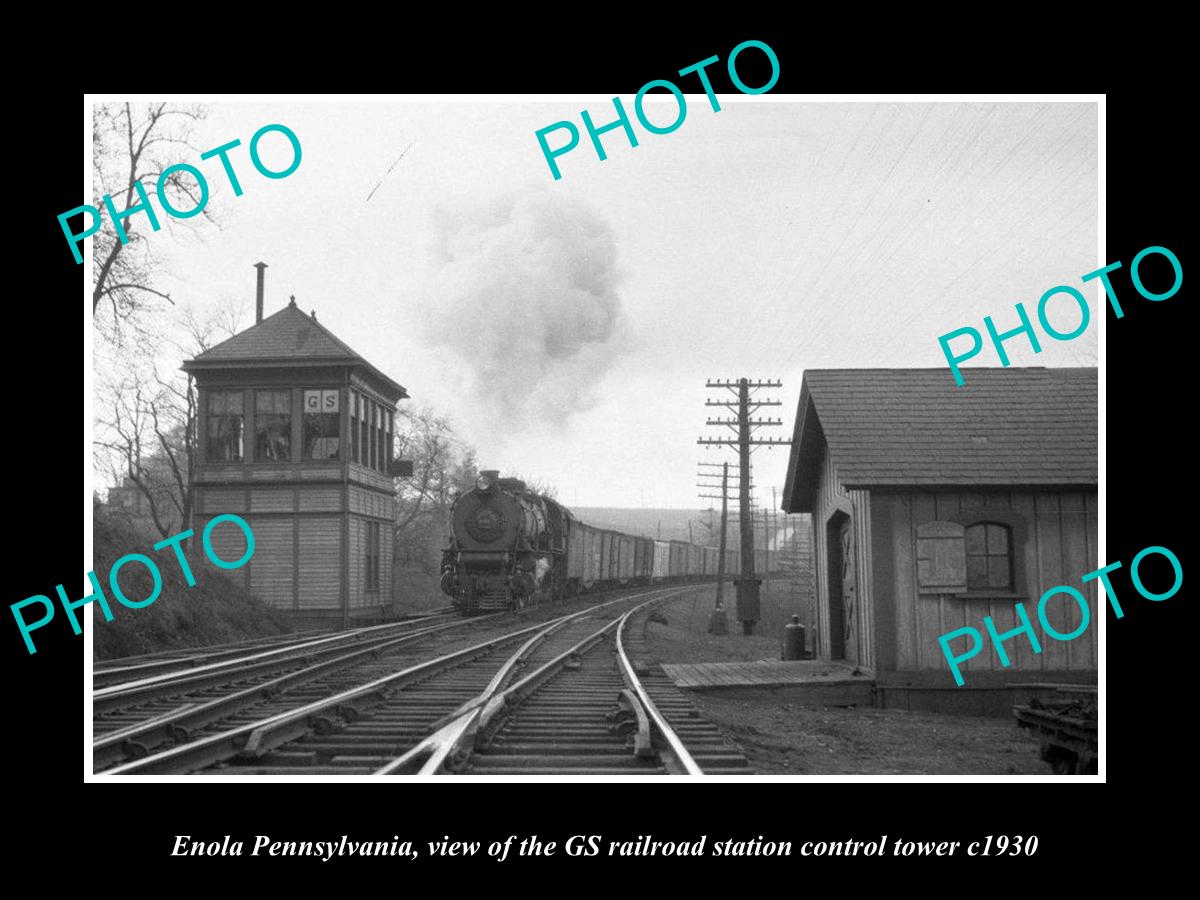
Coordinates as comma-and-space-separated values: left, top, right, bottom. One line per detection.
965, 523, 1013, 591
206, 390, 244, 462
255, 390, 291, 461
303, 389, 341, 460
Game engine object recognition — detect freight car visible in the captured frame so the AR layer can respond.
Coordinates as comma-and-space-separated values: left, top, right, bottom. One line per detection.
440, 470, 726, 614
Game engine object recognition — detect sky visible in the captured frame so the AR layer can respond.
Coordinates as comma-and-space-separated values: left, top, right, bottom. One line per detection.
104, 98, 1099, 509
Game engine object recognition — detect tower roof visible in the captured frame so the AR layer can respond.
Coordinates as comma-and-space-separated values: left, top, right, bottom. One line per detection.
182, 301, 407, 400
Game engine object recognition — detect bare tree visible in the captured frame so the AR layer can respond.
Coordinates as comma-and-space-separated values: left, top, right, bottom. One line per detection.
391, 407, 478, 580
94, 302, 244, 538
91, 102, 213, 342
94, 376, 179, 538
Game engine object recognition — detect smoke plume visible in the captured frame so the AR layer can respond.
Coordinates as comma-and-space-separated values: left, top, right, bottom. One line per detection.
420, 191, 629, 429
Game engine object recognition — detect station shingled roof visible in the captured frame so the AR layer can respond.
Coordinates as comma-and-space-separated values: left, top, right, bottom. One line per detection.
782, 367, 1097, 513
182, 300, 407, 401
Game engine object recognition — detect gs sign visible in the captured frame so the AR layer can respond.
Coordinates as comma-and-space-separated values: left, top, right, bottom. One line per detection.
304, 390, 339, 413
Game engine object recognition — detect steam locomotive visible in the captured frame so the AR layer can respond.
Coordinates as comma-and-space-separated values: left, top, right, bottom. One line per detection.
439, 470, 756, 614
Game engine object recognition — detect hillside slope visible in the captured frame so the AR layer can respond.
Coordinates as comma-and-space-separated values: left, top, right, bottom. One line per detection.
92, 506, 294, 660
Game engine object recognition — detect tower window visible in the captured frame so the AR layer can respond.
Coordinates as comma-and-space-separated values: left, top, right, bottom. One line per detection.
206, 390, 244, 462
365, 520, 382, 592
369, 401, 378, 470
386, 409, 394, 473
349, 392, 393, 473
360, 397, 369, 467
377, 403, 386, 472
255, 390, 291, 461
303, 389, 340, 460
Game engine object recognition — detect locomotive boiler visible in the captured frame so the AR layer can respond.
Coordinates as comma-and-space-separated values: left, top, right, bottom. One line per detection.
439, 471, 566, 613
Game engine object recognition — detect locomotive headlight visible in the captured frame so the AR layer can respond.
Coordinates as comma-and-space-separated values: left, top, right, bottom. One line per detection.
475, 474, 493, 492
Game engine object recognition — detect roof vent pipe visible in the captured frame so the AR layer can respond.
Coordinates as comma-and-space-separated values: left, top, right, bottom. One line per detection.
254, 261, 268, 323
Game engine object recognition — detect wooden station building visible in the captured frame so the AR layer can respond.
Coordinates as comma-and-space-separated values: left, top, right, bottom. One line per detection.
182, 265, 408, 626
781, 367, 1098, 710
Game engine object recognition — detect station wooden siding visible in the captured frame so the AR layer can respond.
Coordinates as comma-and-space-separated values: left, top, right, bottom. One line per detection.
870, 489, 1097, 676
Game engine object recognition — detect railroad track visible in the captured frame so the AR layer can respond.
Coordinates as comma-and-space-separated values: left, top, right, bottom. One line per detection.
93, 613, 470, 717
94, 628, 329, 670
381, 592, 753, 776
92, 613, 493, 770
92, 609, 454, 688
96, 588, 693, 775
619, 606, 752, 775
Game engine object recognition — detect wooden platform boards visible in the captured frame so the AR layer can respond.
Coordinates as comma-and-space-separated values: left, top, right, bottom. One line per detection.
661, 659, 865, 690
658, 663, 1098, 717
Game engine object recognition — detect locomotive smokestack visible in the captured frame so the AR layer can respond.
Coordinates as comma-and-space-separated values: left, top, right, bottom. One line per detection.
254, 261, 268, 323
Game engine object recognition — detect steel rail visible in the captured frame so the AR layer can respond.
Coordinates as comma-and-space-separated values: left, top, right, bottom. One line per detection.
375, 587, 697, 776
615, 603, 704, 775
100, 588, 678, 776
375, 621, 626, 777
92, 628, 330, 669
92, 618, 481, 770
95, 613, 467, 694
370, 587, 684, 776
92, 613, 455, 687
92, 615, 491, 714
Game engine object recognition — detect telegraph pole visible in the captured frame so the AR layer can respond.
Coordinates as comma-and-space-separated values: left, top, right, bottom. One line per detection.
708, 462, 730, 634
763, 505, 770, 593
698, 460, 739, 635
736, 380, 755, 629
773, 490, 780, 586
699, 378, 791, 635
